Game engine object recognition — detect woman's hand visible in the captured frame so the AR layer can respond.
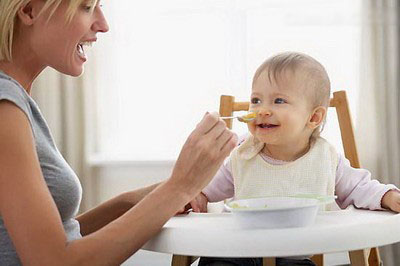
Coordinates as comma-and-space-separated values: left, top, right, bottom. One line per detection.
169, 112, 237, 199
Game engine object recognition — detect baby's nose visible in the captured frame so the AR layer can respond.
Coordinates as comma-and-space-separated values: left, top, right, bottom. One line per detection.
258, 108, 272, 116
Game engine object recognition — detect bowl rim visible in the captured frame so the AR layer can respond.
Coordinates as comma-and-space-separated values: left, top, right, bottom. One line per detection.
224, 195, 334, 213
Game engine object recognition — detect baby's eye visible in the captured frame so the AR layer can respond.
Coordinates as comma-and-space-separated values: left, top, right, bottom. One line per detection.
251, 98, 261, 104
274, 98, 286, 104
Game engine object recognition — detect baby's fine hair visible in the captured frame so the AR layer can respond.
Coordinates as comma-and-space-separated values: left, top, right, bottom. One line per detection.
252, 52, 331, 138
252, 51, 331, 108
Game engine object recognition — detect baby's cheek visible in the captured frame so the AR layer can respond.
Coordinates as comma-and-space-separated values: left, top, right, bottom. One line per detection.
247, 123, 256, 135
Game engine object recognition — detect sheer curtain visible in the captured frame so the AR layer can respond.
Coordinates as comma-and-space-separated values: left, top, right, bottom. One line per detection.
357, 0, 400, 264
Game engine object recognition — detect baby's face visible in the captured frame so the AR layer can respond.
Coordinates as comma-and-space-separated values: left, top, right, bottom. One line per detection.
248, 70, 314, 147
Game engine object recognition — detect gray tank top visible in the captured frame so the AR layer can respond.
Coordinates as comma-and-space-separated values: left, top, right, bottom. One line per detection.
0, 72, 82, 265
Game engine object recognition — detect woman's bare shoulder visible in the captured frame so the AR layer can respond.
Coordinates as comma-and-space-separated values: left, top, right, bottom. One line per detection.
0, 100, 69, 265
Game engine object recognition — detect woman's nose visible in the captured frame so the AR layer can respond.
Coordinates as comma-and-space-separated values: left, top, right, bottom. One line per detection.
92, 9, 110, 33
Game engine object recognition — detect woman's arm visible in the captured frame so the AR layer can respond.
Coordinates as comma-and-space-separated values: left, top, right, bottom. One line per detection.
76, 182, 161, 236
0, 101, 236, 265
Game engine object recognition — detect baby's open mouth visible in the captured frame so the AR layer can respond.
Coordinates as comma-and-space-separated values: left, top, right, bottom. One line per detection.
258, 123, 278, 129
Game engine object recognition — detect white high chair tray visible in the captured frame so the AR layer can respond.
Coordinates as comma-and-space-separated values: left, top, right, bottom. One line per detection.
142, 207, 400, 257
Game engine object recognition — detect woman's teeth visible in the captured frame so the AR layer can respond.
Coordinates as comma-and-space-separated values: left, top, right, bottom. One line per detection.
77, 42, 92, 57
77, 44, 85, 56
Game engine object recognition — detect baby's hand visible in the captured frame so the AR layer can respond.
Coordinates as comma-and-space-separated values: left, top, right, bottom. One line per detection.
176, 192, 209, 215
381, 190, 400, 212
189, 192, 209, 213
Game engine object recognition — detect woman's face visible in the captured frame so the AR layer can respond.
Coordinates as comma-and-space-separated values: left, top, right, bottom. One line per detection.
29, 0, 109, 76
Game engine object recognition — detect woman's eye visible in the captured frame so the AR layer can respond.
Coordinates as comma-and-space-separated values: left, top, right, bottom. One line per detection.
274, 98, 286, 104
83, 3, 103, 12
82, 5, 92, 11
251, 98, 261, 104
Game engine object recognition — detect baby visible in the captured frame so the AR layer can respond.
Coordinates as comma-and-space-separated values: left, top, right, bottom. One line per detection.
189, 52, 400, 266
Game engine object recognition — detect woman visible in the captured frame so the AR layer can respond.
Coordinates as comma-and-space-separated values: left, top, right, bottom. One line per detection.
0, 0, 238, 264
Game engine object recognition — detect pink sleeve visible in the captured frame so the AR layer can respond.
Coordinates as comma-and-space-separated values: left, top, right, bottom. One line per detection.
202, 158, 234, 202
202, 134, 248, 202
335, 154, 399, 210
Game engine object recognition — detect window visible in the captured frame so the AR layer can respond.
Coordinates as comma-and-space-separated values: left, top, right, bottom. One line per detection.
89, 0, 361, 161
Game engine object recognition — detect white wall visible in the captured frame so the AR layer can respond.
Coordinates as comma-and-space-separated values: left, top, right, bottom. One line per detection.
88, 161, 174, 205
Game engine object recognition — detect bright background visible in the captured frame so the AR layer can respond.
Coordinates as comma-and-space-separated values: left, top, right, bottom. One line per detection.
30, 0, 400, 264
89, 0, 361, 163
78, 1, 363, 265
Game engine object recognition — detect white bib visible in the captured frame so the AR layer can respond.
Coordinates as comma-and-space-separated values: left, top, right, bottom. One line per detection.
231, 136, 338, 208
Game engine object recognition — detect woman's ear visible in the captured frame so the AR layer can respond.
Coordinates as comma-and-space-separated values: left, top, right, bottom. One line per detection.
17, 1, 41, 26
307, 106, 327, 129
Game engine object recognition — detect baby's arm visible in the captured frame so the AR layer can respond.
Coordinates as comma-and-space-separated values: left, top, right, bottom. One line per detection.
183, 159, 234, 214
184, 135, 248, 213
184, 160, 234, 213
335, 154, 399, 210
201, 158, 235, 203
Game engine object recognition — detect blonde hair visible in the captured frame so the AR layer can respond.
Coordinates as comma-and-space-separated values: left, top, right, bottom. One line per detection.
0, 0, 98, 61
253, 52, 331, 139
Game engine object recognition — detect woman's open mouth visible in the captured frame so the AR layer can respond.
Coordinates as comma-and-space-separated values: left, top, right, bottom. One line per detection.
76, 41, 92, 61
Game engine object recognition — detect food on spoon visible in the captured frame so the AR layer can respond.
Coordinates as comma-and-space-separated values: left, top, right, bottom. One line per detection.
238, 112, 257, 123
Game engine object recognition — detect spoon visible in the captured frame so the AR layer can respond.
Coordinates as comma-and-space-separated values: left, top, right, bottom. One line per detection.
221, 112, 257, 123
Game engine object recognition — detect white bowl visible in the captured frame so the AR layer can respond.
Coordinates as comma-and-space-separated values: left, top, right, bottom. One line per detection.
225, 196, 333, 229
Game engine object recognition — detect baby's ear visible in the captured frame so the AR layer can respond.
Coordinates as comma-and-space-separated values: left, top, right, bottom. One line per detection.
307, 106, 326, 129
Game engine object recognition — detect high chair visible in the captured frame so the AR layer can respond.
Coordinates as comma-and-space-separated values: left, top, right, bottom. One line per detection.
171, 90, 381, 266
